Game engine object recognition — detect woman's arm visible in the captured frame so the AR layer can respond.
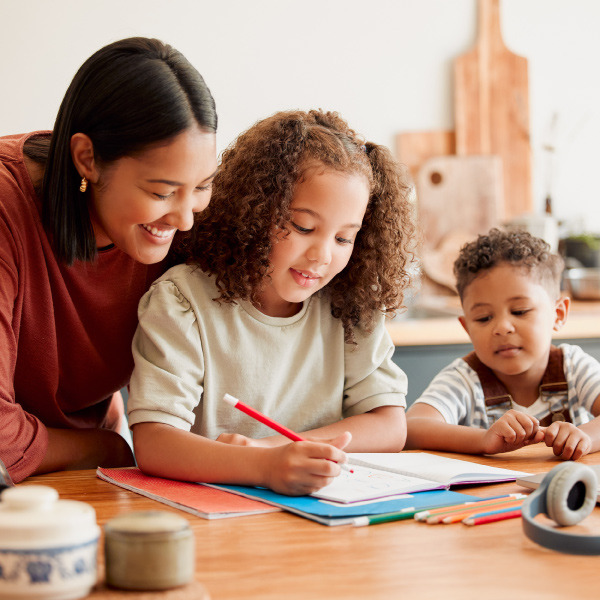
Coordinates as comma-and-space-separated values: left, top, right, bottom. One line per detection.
34, 427, 135, 475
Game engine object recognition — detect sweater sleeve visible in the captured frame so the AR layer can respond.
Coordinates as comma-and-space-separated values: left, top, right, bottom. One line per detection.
127, 279, 205, 431
0, 181, 48, 483
342, 314, 407, 417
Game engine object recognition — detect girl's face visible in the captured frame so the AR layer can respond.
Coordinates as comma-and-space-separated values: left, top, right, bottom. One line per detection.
88, 125, 217, 264
255, 167, 370, 318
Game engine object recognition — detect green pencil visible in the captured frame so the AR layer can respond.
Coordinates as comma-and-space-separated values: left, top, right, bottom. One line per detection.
353, 511, 418, 526
352, 502, 467, 527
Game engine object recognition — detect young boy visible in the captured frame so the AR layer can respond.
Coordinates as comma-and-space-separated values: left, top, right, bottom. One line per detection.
406, 228, 600, 460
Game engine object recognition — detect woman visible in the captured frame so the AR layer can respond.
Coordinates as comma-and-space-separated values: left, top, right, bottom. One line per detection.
0, 37, 218, 482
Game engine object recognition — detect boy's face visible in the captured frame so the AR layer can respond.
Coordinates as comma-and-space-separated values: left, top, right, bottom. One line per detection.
458, 263, 569, 382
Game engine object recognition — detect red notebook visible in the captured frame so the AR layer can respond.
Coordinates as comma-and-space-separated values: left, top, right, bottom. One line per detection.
96, 467, 279, 519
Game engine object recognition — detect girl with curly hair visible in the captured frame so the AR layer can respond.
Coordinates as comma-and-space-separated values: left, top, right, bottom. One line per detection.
127, 109, 415, 495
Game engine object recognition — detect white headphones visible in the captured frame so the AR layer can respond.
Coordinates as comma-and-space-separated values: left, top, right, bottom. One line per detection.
521, 462, 599, 554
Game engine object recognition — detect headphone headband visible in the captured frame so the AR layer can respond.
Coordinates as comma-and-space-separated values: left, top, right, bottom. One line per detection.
521, 463, 599, 555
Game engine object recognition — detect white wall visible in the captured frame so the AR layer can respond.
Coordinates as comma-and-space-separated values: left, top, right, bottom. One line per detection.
2, 0, 600, 232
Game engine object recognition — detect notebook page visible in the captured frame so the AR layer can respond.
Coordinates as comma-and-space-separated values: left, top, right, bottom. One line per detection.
311, 463, 443, 503
348, 453, 529, 485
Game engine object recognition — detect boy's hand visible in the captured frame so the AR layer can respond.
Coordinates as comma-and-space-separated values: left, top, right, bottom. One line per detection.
542, 421, 592, 460
260, 433, 351, 496
481, 410, 545, 454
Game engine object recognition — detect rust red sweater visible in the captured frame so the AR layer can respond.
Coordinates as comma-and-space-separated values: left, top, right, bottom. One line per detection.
0, 133, 164, 482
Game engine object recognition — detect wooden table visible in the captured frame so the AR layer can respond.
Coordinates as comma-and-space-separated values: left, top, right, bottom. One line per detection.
22, 446, 600, 600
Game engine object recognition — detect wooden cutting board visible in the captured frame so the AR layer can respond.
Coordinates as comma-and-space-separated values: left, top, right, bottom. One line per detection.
395, 130, 455, 182
416, 155, 504, 290
454, 0, 532, 219
417, 155, 504, 252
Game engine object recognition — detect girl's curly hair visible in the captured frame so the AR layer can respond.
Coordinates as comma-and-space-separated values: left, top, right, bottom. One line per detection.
184, 109, 415, 343
454, 227, 564, 300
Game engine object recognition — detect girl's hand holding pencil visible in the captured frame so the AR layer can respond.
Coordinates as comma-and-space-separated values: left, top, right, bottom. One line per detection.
259, 436, 352, 496
222, 394, 352, 496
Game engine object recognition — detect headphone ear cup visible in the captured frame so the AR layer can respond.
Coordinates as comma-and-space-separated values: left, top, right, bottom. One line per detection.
546, 463, 597, 526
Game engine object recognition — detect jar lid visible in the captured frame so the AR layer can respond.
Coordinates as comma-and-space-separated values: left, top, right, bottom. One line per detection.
105, 510, 190, 536
0, 485, 99, 547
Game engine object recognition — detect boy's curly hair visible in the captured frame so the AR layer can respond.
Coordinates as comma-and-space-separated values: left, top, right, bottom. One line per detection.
454, 227, 564, 300
184, 109, 415, 343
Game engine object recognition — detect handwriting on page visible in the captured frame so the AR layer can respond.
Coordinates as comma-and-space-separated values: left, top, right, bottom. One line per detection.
313, 465, 436, 504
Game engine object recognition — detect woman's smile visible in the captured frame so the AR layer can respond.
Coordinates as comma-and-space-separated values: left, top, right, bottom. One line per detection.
139, 223, 176, 241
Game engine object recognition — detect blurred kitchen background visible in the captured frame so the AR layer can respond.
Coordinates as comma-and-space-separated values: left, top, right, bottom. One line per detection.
3, 0, 600, 402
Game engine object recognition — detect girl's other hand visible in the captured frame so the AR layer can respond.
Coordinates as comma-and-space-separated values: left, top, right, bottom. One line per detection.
216, 433, 293, 448
216, 432, 257, 447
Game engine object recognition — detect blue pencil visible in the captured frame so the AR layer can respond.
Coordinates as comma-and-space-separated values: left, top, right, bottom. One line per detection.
464, 505, 523, 520
463, 506, 523, 526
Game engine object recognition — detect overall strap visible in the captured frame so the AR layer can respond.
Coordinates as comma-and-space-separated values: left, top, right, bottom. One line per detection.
462, 346, 570, 423
540, 347, 569, 397
463, 352, 512, 408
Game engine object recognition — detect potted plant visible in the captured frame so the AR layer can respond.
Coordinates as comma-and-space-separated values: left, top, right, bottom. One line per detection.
561, 234, 600, 268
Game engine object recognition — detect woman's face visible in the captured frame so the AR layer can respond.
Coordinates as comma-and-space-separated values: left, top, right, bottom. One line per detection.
88, 125, 217, 264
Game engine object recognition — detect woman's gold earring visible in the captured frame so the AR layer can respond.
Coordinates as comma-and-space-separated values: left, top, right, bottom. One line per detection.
79, 177, 88, 193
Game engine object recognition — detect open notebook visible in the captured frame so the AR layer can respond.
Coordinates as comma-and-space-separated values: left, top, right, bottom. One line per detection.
308, 452, 530, 504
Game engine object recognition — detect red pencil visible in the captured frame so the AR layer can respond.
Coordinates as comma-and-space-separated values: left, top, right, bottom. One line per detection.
463, 509, 522, 526
222, 394, 353, 472
223, 394, 304, 441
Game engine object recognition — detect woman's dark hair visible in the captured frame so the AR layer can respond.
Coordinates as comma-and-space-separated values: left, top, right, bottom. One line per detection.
185, 109, 415, 344
35, 37, 217, 264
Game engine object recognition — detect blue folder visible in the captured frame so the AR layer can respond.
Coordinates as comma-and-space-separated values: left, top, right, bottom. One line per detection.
204, 484, 480, 526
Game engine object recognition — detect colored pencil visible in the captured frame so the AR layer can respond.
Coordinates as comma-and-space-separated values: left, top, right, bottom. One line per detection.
222, 394, 353, 472
414, 494, 525, 521
463, 508, 522, 526
428, 497, 525, 524
356, 500, 495, 526
351, 498, 509, 527
439, 499, 524, 524
353, 511, 421, 527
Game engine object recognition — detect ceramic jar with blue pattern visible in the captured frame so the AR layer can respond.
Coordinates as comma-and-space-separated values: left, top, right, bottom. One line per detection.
0, 485, 99, 600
